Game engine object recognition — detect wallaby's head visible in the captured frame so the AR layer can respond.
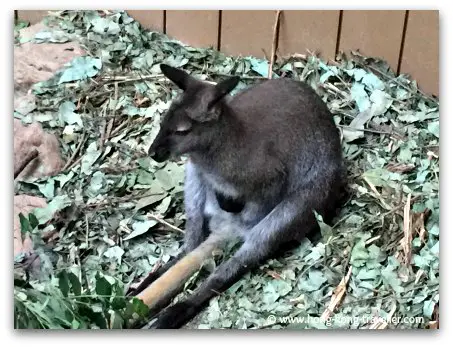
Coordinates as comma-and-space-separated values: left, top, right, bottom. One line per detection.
149, 64, 239, 162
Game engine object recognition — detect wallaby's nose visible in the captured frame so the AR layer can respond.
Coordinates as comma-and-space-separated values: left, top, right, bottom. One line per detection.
149, 147, 170, 163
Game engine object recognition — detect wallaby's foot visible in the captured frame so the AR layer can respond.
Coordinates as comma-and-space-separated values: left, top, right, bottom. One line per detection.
148, 301, 196, 329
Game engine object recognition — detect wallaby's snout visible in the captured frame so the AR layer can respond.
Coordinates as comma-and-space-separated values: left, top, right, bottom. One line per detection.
148, 131, 172, 163
148, 145, 170, 163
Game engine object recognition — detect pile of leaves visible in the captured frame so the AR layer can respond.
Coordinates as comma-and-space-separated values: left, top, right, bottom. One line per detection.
14, 10, 439, 329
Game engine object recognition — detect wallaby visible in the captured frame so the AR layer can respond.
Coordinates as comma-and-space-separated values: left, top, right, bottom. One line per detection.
132, 63, 346, 329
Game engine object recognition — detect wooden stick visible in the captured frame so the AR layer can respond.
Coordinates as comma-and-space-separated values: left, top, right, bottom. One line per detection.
135, 233, 228, 310
14, 148, 39, 179
268, 10, 282, 79
62, 132, 87, 172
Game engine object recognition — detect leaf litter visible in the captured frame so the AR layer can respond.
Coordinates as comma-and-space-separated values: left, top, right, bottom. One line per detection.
14, 10, 439, 329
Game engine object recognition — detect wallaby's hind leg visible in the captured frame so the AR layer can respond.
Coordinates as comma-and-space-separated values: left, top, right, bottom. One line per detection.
149, 189, 322, 329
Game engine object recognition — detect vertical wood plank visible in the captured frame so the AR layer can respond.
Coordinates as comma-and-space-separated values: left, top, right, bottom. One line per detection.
339, 10, 406, 72
166, 10, 219, 49
127, 10, 164, 32
399, 10, 439, 96
17, 10, 48, 24
278, 10, 340, 59
220, 10, 275, 58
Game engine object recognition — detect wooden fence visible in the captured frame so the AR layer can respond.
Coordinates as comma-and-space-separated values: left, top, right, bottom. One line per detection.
16, 10, 439, 97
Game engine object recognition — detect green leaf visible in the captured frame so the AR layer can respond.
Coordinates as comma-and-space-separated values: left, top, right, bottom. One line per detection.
136, 170, 154, 185
67, 272, 82, 296
362, 72, 385, 91
164, 55, 189, 68
32, 195, 72, 224
154, 168, 174, 190
263, 279, 292, 304
343, 109, 374, 142
54, 171, 75, 188
59, 101, 83, 127
344, 214, 365, 226
18, 213, 31, 234
59, 56, 102, 84
135, 193, 167, 211
423, 300, 436, 318
298, 269, 327, 292
103, 246, 125, 263
247, 57, 273, 78
28, 213, 39, 230
313, 210, 333, 240
95, 275, 112, 297
131, 297, 149, 317
71, 320, 81, 329
34, 30, 70, 43
155, 196, 172, 215
362, 168, 389, 187
123, 220, 158, 240
350, 83, 370, 112
81, 142, 101, 175
350, 239, 369, 267
37, 179, 55, 199
370, 89, 392, 116
381, 260, 404, 293
58, 271, 70, 297
88, 171, 105, 195
345, 68, 367, 81
91, 17, 121, 35
111, 297, 127, 311
356, 268, 381, 280
428, 121, 439, 138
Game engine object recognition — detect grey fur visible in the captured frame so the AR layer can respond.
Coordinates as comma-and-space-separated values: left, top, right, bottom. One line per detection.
145, 64, 346, 328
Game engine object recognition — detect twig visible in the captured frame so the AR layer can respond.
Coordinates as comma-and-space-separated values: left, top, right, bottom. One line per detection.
99, 104, 107, 152
102, 74, 165, 84
85, 214, 89, 249
14, 148, 39, 179
401, 193, 412, 266
365, 235, 381, 245
321, 266, 352, 321
109, 119, 130, 138
67, 157, 82, 171
338, 124, 392, 135
105, 82, 119, 141
268, 10, 281, 79
209, 72, 268, 81
146, 213, 184, 234
362, 176, 393, 210
62, 132, 87, 172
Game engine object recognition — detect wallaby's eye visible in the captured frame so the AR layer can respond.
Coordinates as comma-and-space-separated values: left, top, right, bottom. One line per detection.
174, 128, 191, 136
174, 121, 192, 135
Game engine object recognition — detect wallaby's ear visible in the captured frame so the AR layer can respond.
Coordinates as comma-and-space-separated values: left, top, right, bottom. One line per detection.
160, 64, 193, 91
209, 76, 240, 107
